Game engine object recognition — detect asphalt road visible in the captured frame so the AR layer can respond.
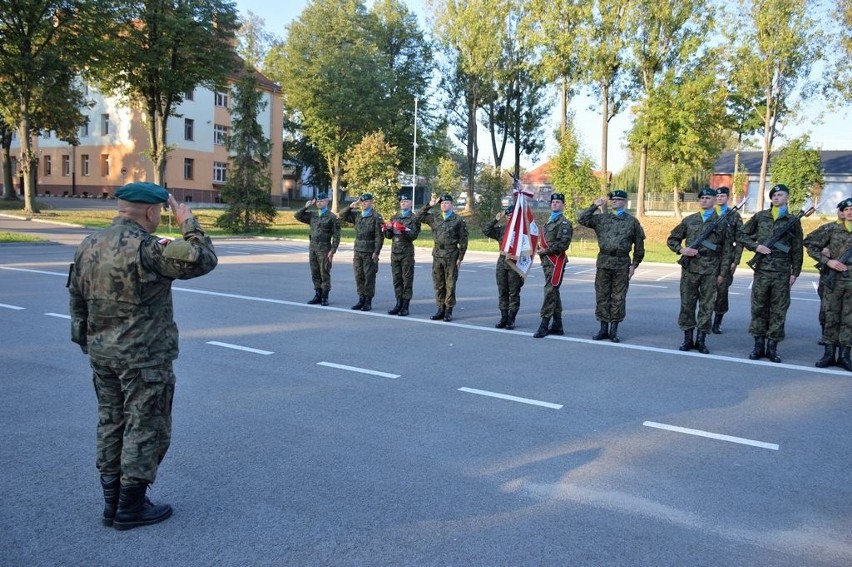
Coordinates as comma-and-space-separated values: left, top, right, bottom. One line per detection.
1, 217, 850, 566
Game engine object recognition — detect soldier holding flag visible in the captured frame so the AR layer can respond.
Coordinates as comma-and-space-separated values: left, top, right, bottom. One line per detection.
533, 193, 573, 338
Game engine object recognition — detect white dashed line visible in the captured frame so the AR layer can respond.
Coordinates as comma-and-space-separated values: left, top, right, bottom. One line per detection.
0, 303, 25, 310
206, 341, 273, 355
45, 312, 70, 319
458, 387, 562, 409
317, 361, 399, 379
643, 421, 779, 450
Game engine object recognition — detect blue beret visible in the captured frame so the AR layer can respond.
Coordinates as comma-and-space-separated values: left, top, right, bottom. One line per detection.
115, 182, 169, 204
439, 194, 454, 203
769, 184, 789, 198
837, 197, 852, 210
608, 190, 628, 199
550, 193, 564, 203
698, 187, 716, 198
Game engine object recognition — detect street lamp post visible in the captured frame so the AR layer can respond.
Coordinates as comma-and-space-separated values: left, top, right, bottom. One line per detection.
412, 97, 418, 203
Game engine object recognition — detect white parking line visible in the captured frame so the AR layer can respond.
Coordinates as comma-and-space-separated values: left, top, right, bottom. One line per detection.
458, 387, 562, 409
45, 313, 71, 319
643, 421, 779, 450
206, 341, 273, 355
317, 361, 399, 379
0, 303, 25, 310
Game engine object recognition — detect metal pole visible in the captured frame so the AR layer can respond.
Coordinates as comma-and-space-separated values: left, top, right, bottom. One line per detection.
412, 97, 418, 204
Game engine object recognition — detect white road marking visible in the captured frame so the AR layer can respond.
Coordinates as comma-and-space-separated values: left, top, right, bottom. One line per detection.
458, 387, 562, 409
812, 281, 819, 292
572, 268, 595, 275
630, 283, 667, 289
0, 303, 25, 310
45, 312, 70, 319
0, 266, 65, 276
643, 421, 779, 450
317, 361, 399, 379
655, 271, 679, 281
206, 341, 273, 355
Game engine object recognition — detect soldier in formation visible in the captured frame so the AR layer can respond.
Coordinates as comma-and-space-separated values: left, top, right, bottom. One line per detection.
482, 203, 524, 330
711, 187, 744, 334
295, 192, 340, 306
342, 192, 384, 312
533, 193, 573, 338
382, 191, 421, 316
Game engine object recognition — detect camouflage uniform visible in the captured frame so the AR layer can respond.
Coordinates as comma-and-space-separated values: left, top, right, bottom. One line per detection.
69, 215, 217, 487
713, 205, 744, 318
804, 220, 852, 347
382, 211, 421, 302
538, 215, 573, 319
341, 206, 384, 300
295, 205, 340, 296
483, 217, 524, 313
578, 205, 645, 324
416, 204, 468, 310
667, 211, 732, 334
738, 209, 803, 342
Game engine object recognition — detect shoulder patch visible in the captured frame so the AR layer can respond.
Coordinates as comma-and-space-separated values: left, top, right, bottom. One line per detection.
163, 239, 199, 262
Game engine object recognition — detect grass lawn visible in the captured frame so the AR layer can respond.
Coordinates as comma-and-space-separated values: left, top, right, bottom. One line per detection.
0, 231, 48, 243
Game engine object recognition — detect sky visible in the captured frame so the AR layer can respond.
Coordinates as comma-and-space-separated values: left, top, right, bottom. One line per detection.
236, 0, 852, 174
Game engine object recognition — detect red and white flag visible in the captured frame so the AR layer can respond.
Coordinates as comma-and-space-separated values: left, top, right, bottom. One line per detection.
500, 183, 539, 278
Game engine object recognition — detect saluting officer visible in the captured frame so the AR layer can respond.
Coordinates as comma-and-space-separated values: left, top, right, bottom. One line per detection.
667, 187, 732, 354
342, 192, 384, 312
711, 186, 744, 334
578, 189, 645, 343
415, 193, 468, 322
382, 191, 421, 316
483, 203, 524, 330
738, 184, 803, 363
533, 193, 573, 338
295, 192, 340, 306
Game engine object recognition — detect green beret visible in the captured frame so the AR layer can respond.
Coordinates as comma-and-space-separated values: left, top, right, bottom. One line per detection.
769, 184, 789, 198
439, 194, 453, 203
550, 193, 564, 203
837, 197, 852, 210
698, 187, 716, 198
316, 192, 329, 200
716, 186, 730, 195
115, 182, 169, 204
608, 190, 628, 199
359, 193, 374, 201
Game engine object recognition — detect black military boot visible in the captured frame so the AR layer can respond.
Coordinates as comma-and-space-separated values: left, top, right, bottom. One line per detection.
112, 484, 173, 531
678, 329, 694, 351
749, 337, 765, 360
592, 321, 609, 341
495, 310, 509, 329
837, 346, 852, 372
505, 310, 517, 330
398, 299, 410, 317
388, 297, 402, 315
815, 344, 837, 368
766, 339, 782, 363
321, 290, 329, 306
430, 307, 445, 320
549, 313, 564, 335
307, 289, 322, 305
360, 297, 373, 311
100, 474, 120, 527
818, 322, 825, 345
443, 307, 453, 322
695, 331, 710, 354
533, 317, 550, 338
609, 322, 620, 343
711, 313, 724, 334
351, 295, 365, 310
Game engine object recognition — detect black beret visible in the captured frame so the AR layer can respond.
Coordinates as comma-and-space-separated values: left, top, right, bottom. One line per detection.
316, 192, 329, 200
716, 186, 730, 195
115, 182, 169, 204
609, 190, 628, 199
550, 193, 565, 203
439, 194, 454, 203
698, 187, 716, 198
837, 197, 852, 210
398, 192, 411, 201
359, 193, 374, 201
769, 184, 789, 198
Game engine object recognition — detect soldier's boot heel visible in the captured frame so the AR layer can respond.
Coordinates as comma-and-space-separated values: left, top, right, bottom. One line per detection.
815, 344, 837, 368
678, 329, 694, 351
549, 314, 564, 335
695, 331, 710, 354
443, 307, 453, 322
351, 296, 365, 310
533, 318, 550, 339
430, 307, 445, 320
495, 310, 509, 329
360, 297, 373, 311
113, 484, 172, 531
388, 297, 402, 315
766, 340, 782, 363
748, 337, 765, 360
321, 291, 329, 306
711, 313, 723, 334
100, 474, 120, 527
837, 347, 852, 372
397, 299, 410, 317
609, 322, 621, 343
505, 310, 517, 330
307, 289, 322, 305
592, 321, 609, 340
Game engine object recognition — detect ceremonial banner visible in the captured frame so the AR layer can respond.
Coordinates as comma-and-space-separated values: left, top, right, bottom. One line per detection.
500, 184, 539, 278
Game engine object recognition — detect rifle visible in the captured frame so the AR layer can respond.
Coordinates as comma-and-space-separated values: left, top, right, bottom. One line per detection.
746, 206, 815, 271
824, 245, 852, 290
677, 201, 745, 268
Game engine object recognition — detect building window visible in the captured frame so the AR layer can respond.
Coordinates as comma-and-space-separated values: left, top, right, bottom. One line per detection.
185, 89, 194, 101
213, 161, 228, 183
80, 118, 89, 138
214, 90, 229, 107
81, 154, 90, 176
184, 158, 194, 180
101, 114, 110, 135
100, 154, 110, 176
214, 124, 228, 145
62, 155, 70, 176
184, 118, 194, 141
44, 155, 52, 176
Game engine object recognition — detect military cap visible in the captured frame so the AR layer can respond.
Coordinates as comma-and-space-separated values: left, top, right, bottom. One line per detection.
398, 192, 411, 201
698, 187, 716, 198
438, 194, 454, 203
316, 192, 329, 200
837, 197, 852, 210
608, 190, 628, 199
115, 182, 169, 204
716, 186, 730, 195
769, 184, 789, 197
359, 192, 374, 201
550, 193, 565, 203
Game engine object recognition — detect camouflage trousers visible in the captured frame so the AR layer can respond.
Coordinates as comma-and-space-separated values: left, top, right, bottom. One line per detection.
595, 266, 630, 323
353, 251, 378, 298
749, 271, 791, 341
713, 269, 735, 314
308, 247, 333, 292
539, 257, 565, 318
390, 252, 415, 300
91, 359, 175, 486
678, 270, 717, 332
432, 253, 460, 308
822, 275, 852, 346
496, 261, 524, 312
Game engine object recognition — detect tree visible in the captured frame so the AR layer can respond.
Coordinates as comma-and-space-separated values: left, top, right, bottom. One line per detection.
768, 135, 824, 209
1, 120, 14, 199
432, 156, 462, 198
216, 71, 277, 233
823, 0, 852, 104
551, 119, 599, 220
722, 89, 764, 204
343, 131, 401, 218
0, 0, 106, 213
474, 165, 510, 223
96, 0, 239, 186
236, 10, 280, 70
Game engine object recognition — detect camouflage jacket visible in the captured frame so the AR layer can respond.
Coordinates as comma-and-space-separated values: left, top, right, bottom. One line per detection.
539, 215, 572, 256
68, 216, 217, 368
342, 207, 384, 255
295, 206, 340, 252
578, 205, 646, 269
382, 211, 421, 255
483, 218, 509, 269
738, 209, 803, 276
667, 210, 733, 276
416, 205, 469, 259
804, 220, 852, 269
715, 205, 745, 268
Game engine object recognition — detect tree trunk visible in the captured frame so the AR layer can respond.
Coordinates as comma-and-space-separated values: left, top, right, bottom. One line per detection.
466, 83, 477, 213
2, 142, 15, 200
330, 154, 342, 214
672, 164, 681, 219
560, 76, 568, 139
17, 108, 38, 214
636, 145, 648, 218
